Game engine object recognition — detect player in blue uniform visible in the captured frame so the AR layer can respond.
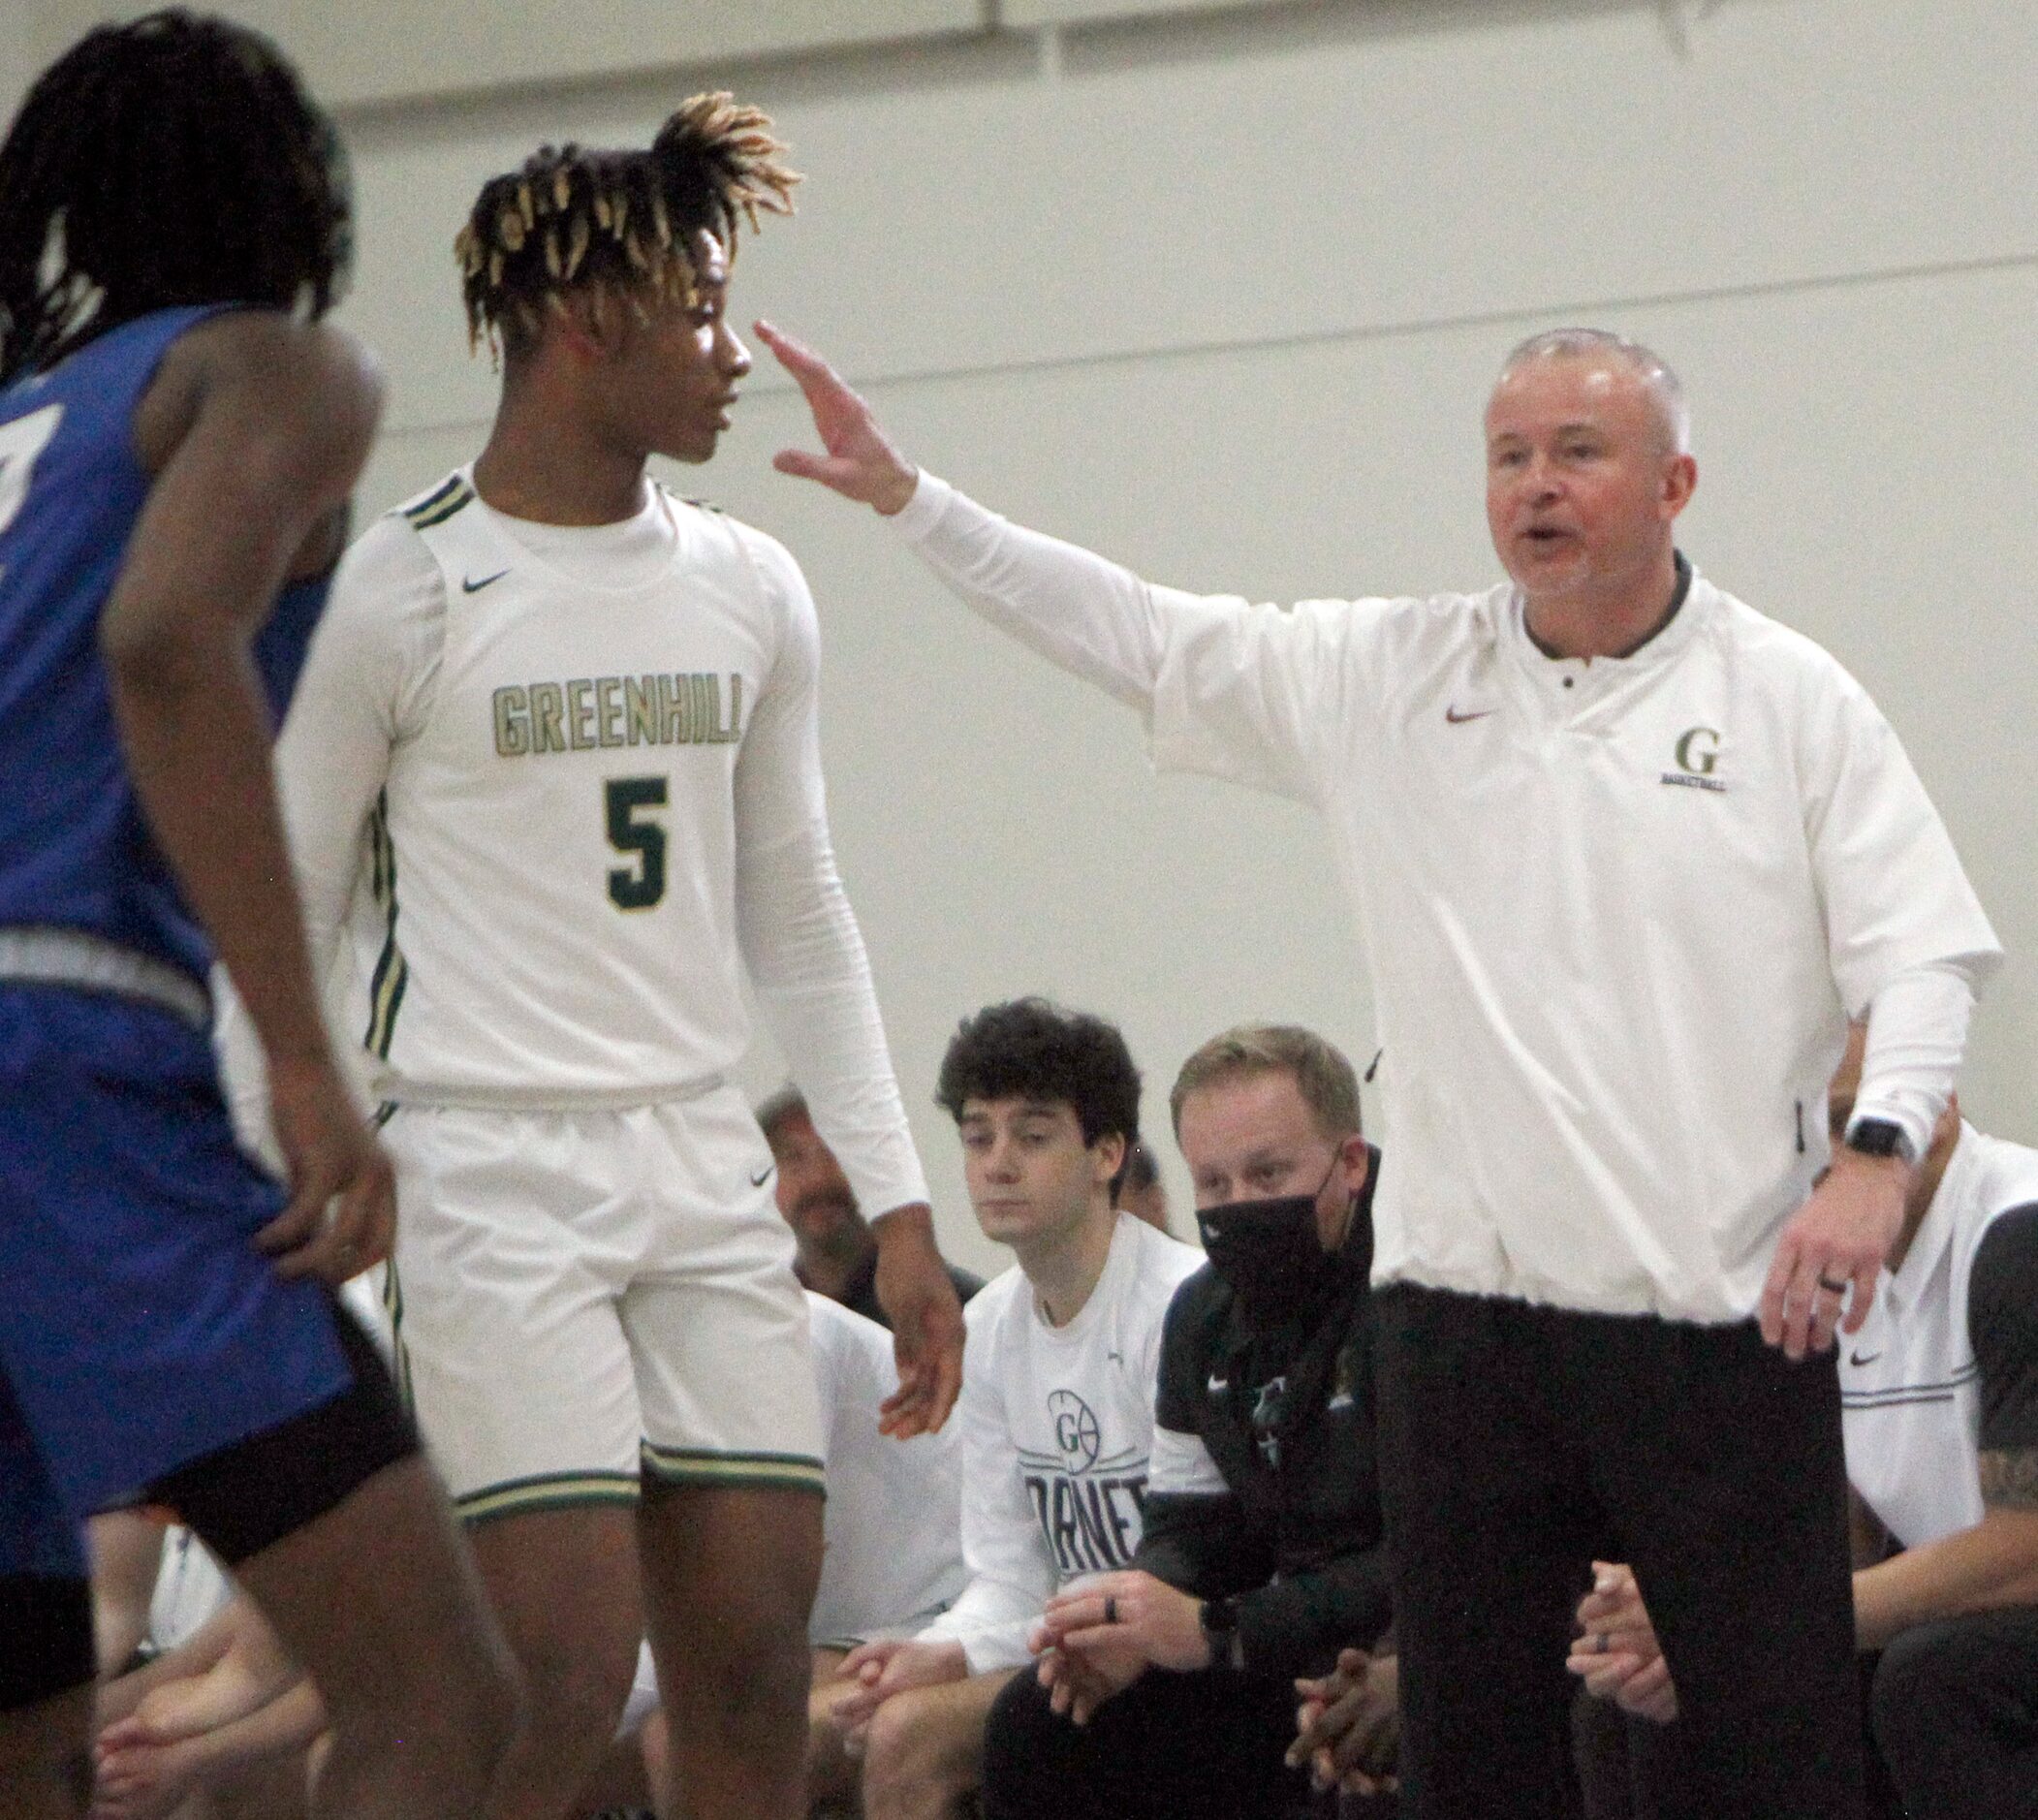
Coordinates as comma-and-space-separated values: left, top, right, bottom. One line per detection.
0, 14, 517, 1818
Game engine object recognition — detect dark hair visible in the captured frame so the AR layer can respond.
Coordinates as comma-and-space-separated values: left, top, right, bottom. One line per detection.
455, 91, 799, 361
0, 9, 351, 385
754, 1083, 809, 1145
934, 996, 1142, 1173
1122, 1140, 1160, 1195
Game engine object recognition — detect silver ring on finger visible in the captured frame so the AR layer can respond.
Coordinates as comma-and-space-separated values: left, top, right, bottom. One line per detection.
1816, 1272, 1850, 1296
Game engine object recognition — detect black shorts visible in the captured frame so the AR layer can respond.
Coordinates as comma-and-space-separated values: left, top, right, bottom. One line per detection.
148, 1292, 419, 1566
1, 1296, 417, 1712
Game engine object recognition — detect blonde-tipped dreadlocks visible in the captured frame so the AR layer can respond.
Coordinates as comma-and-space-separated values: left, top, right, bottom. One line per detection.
455, 93, 799, 361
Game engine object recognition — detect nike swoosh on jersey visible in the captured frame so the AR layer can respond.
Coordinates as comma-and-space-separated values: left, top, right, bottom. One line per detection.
1849, 1351, 1882, 1367
461, 569, 510, 593
750, 1163, 775, 1187
1444, 705, 1495, 724
1207, 1374, 1229, 1393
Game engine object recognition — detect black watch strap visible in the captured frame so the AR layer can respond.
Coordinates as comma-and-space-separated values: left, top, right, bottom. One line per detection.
1845, 1116, 1909, 1161
1200, 1595, 1241, 1669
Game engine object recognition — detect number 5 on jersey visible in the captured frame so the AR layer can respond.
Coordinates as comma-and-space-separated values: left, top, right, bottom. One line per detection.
606, 776, 668, 910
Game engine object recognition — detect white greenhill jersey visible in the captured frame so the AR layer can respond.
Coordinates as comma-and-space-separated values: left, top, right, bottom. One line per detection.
921, 1214, 1204, 1673
227, 470, 926, 1218
349, 472, 765, 1101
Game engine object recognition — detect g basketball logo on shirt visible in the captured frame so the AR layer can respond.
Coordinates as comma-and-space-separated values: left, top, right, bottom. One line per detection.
1022, 1385, 1149, 1575
1663, 725, 1726, 793
1049, 1389, 1102, 1471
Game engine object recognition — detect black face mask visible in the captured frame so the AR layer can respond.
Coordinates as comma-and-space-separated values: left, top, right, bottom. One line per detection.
1196, 1159, 1338, 1312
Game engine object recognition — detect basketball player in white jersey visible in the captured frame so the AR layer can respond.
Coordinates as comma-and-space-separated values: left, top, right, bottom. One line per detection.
222, 99, 965, 1820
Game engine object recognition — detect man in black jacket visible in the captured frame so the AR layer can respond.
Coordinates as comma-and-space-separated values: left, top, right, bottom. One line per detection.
978, 1025, 1395, 1819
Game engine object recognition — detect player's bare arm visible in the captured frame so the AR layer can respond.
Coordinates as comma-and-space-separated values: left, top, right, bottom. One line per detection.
1850, 1446, 2038, 1650
870, 1202, 965, 1435
103, 311, 392, 1282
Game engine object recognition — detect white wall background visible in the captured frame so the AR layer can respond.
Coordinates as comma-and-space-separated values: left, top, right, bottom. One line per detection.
8, 2, 2033, 1272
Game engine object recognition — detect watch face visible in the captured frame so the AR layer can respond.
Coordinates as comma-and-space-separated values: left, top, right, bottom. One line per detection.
1848, 1119, 1905, 1159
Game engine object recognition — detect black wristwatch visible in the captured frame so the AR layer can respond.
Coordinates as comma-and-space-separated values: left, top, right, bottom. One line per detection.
1200, 1595, 1242, 1671
1845, 1117, 1911, 1162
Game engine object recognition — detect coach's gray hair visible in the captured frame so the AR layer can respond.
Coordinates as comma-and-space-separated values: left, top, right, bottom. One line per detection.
1498, 328, 1691, 456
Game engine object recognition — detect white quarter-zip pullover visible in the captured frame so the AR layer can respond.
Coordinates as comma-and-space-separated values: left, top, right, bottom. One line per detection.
892, 476, 1999, 1321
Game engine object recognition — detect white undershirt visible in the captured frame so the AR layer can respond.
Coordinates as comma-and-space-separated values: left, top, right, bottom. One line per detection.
487, 484, 677, 590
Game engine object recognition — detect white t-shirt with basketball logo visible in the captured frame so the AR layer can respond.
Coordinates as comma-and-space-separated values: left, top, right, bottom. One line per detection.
919, 1213, 1204, 1674
223, 471, 925, 1220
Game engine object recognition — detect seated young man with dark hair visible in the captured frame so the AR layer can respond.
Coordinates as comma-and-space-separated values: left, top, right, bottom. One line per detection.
984, 1024, 1396, 1819
833, 997, 1202, 1820
1571, 1020, 2038, 1820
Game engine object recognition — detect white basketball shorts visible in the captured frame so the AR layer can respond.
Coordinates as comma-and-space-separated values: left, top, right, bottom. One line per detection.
380, 1083, 825, 1522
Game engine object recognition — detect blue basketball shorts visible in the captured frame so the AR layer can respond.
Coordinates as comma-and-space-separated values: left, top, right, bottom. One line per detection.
0, 984, 353, 1577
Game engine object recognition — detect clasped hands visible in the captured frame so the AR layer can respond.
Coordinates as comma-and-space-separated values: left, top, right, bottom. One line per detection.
1028, 1572, 1401, 1797
1025, 1570, 1211, 1725
1568, 1560, 1678, 1724
1288, 1647, 1400, 1797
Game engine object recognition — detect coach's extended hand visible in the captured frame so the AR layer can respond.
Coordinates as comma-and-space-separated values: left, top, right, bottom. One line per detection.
870, 1203, 965, 1436
758, 321, 921, 516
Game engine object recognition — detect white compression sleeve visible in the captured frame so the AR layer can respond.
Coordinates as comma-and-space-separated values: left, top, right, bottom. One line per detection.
1852, 960, 1981, 1161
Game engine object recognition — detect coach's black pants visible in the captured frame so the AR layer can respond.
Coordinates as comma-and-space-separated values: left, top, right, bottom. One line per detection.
979, 1655, 1333, 1819
1373, 1283, 1864, 1820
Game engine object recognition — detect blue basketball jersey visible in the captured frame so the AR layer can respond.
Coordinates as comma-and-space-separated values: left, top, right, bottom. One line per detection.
0, 306, 333, 983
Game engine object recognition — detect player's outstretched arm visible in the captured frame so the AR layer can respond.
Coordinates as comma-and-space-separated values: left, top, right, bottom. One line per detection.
100, 313, 392, 1284
757, 321, 919, 515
